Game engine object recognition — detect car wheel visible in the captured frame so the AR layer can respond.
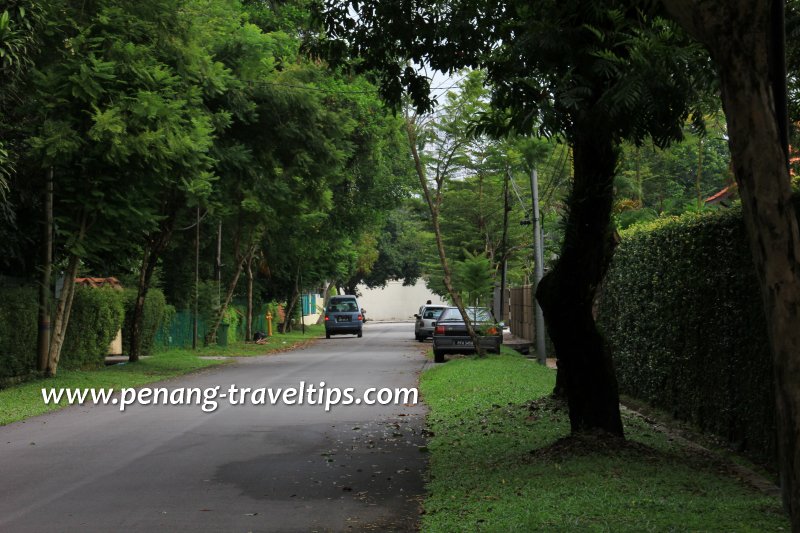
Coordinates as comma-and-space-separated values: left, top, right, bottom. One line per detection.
433, 349, 445, 363
326, 332, 331, 339
357, 330, 362, 338
416, 334, 423, 342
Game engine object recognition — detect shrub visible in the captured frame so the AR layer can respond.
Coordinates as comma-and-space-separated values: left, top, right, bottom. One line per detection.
153, 303, 176, 352
223, 306, 240, 344
597, 200, 800, 468
122, 288, 169, 356
0, 286, 38, 380
61, 286, 125, 369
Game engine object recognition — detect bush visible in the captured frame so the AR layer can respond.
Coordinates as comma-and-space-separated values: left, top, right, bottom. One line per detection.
223, 306, 240, 344
154, 304, 176, 352
597, 200, 799, 468
0, 286, 38, 380
122, 288, 169, 356
61, 286, 125, 369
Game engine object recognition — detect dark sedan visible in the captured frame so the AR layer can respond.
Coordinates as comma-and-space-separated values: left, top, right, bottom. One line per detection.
432, 307, 502, 362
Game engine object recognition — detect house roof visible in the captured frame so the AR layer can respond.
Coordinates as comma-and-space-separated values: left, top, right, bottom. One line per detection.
704, 183, 738, 205
74, 277, 123, 290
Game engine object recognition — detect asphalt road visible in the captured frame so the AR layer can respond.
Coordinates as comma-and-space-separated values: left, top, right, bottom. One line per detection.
0, 322, 429, 532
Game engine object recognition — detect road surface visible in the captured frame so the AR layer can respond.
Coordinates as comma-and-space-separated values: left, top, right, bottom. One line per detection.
0, 322, 429, 532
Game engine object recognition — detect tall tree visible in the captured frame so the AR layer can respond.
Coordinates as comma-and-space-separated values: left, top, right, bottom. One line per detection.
23, 0, 220, 370
322, 0, 711, 434
0, 0, 46, 191
404, 93, 488, 356
659, 0, 800, 523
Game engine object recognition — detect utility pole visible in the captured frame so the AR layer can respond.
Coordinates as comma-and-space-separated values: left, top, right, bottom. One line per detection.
498, 168, 511, 322
193, 206, 199, 350
37, 167, 54, 371
216, 221, 222, 309
530, 167, 547, 365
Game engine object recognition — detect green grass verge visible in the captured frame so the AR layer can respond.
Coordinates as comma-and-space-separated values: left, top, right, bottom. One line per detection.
420, 349, 789, 532
0, 325, 324, 426
176, 324, 324, 357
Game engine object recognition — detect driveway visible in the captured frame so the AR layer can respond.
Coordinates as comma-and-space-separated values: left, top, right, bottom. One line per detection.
0, 322, 428, 532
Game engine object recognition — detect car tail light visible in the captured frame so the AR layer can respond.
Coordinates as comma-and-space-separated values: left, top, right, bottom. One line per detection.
435, 325, 445, 335
324, 315, 329, 321
357, 314, 363, 321
486, 326, 498, 335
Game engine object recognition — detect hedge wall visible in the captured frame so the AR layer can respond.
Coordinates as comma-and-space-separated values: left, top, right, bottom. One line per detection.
122, 288, 169, 356
597, 202, 796, 467
1, 285, 129, 379
0, 286, 38, 380
61, 286, 125, 369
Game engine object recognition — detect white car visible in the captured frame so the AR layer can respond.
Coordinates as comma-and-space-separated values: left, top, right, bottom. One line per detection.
414, 305, 447, 341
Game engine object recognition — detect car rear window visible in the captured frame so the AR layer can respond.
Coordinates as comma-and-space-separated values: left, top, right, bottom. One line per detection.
327, 298, 358, 312
440, 308, 492, 322
422, 308, 444, 319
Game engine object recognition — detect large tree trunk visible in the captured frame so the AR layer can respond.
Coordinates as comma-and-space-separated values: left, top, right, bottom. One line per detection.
47, 253, 80, 376
37, 167, 53, 372
535, 123, 624, 437
661, 0, 800, 523
282, 266, 301, 334
46, 211, 87, 376
129, 207, 178, 362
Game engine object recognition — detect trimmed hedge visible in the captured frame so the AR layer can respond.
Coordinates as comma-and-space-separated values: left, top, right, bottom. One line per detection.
122, 288, 169, 356
597, 202, 796, 467
0, 286, 38, 380
61, 286, 125, 369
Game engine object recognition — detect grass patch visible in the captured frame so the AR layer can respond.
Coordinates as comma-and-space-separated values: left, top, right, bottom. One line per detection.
420, 350, 789, 532
0, 325, 323, 426
179, 324, 324, 357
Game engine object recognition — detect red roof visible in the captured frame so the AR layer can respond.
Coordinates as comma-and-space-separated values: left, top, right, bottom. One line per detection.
74, 277, 123, 290
704, 184, 738, 205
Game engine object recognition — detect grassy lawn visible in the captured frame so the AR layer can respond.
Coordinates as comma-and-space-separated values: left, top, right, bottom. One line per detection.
420, 349, 789, 532
178, 324, 324, 357
0, 325, 323, 426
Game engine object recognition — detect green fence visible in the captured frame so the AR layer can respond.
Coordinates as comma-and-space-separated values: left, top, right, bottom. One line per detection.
154, 310, 209, 351
235, 305, 269, 340
155, 301, 316, 351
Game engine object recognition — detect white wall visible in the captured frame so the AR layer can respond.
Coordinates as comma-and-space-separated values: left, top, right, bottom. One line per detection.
355, 280, 446, 321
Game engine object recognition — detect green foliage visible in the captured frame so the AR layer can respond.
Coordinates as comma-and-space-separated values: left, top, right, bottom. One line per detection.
358, 204, 425, 288
0, 285, 37, 380
223, 306, 240, 344
61, 287, 125, 369
122, 288, 169, 357
452, 250, 495, 307
196, 280, 222, 325
597, 199, 800, 467
614, 120, 733, 229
